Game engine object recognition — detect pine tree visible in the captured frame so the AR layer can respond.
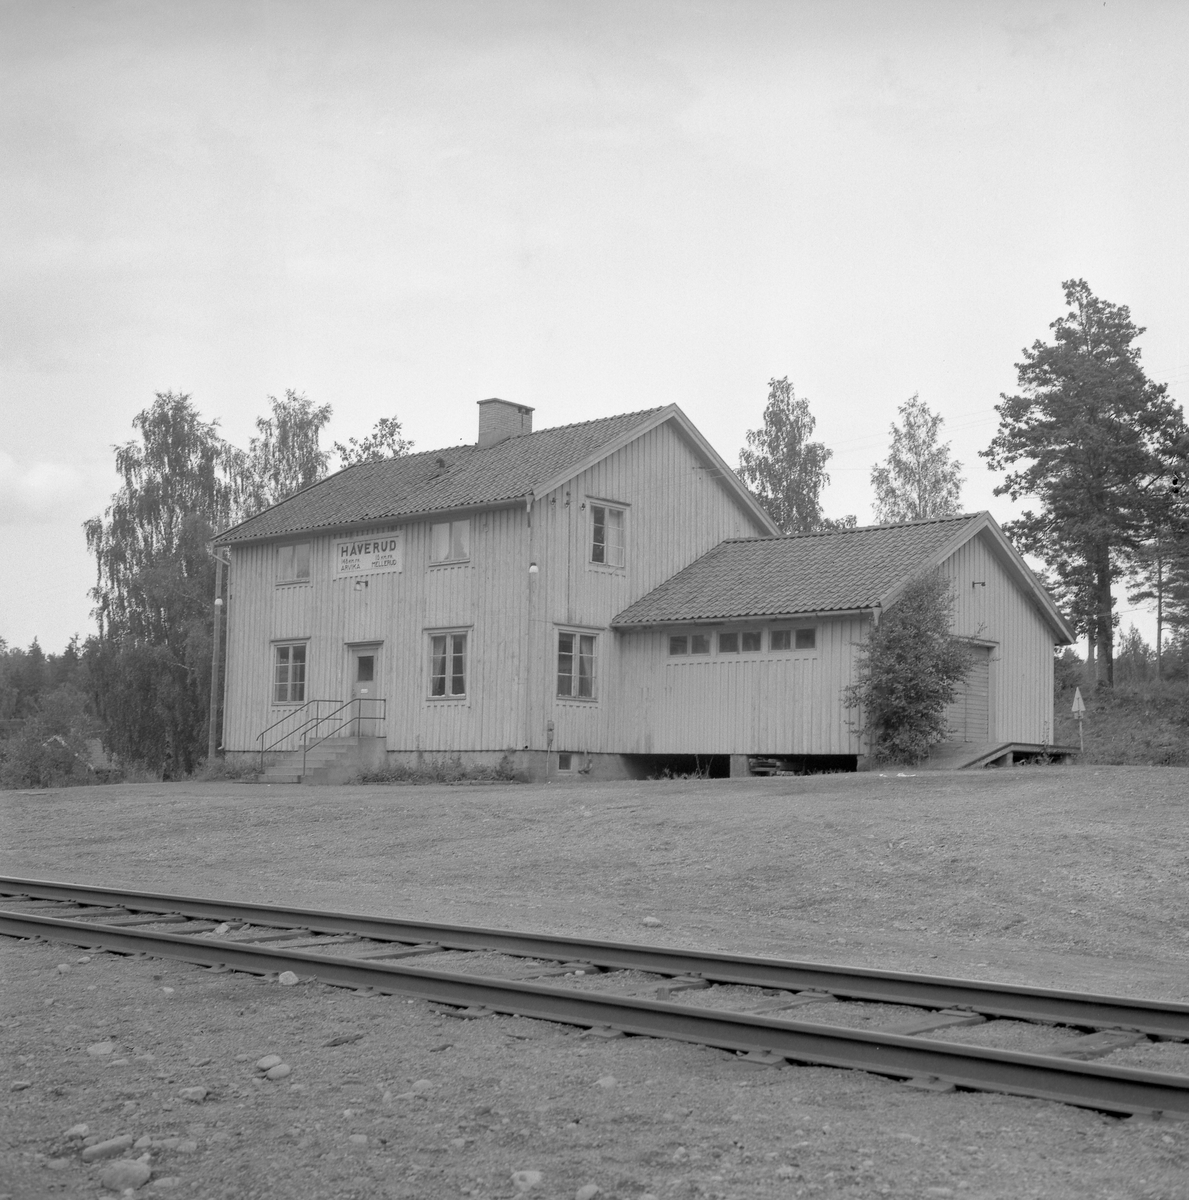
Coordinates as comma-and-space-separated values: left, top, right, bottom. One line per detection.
982, 280, 1184, 687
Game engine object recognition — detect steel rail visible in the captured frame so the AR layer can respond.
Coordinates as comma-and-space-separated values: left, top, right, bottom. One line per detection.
3, 907, 1188, 1120
2, 876, 1187, 1040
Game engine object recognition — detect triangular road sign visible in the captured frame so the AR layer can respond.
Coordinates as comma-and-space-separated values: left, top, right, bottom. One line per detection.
1071, 687, 1086, 716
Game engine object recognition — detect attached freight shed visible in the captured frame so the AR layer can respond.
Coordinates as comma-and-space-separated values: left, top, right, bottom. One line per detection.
610, 514, 1075, 772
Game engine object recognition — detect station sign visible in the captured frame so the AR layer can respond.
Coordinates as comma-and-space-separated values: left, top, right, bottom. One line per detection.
333, 530, 403, 578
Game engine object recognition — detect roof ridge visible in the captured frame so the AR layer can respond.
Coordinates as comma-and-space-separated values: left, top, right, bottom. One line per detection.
719, 512, 983, 544
347, 406, 666, 466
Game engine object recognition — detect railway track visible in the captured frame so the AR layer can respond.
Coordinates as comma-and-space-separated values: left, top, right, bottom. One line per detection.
2, 875, 1187, 1121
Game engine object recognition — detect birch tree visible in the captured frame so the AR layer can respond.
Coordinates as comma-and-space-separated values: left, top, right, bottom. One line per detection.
870, 394, 963, 522
738, 377, 833, 533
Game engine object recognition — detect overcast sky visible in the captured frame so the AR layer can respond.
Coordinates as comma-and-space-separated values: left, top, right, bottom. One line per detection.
3, 0, 1186, 653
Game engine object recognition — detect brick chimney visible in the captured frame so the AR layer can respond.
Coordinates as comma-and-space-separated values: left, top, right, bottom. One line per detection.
477, 398, 534, 449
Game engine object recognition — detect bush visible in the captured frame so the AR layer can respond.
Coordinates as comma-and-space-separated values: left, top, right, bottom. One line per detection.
844, 571, 975, 765
355, 754, 519, 785
0, 686, 95, 789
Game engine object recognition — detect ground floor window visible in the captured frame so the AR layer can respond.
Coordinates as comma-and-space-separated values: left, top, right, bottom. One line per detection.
558, 631, 596, 698
557, 752, 573, 772
429, 631, 467, 697
273, 643, 307, 704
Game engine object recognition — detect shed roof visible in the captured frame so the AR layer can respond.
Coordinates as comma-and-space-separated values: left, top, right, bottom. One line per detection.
215, 407, 682, 545
612, 512, 1073, 642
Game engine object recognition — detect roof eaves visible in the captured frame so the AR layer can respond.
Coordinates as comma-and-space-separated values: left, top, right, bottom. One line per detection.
610, 605, 878, 629
216, 494, 527, 547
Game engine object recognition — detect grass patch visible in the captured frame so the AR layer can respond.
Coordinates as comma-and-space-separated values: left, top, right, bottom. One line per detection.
1054, 681, 1189, 765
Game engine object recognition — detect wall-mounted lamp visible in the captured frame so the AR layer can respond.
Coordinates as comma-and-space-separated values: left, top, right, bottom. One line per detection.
353, 578, 369, 592
972, 581, 986, 589
579, 501, 586, 512
528, 562, 539, 574
214, 597, 223, 608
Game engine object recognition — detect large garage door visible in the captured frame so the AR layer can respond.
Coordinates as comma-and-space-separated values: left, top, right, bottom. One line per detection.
944, 646, 991, 743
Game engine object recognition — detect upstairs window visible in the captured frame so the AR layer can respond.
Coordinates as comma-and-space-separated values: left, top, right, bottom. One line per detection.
590, 504, 625, 568
430, 519, 470, 564
558, 631, 596, 699
429, 632, 467, 697
277, 542, 311, 583
273, 643, 307, 704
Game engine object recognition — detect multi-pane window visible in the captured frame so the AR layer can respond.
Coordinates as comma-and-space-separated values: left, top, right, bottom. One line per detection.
771, 627, 816, 650
429, 632, 467, 697
558, 631, 596, 699
719, 632, 739, 654
429, 519, 470, 564
590, 504, 625, 567
668, 633, 712, 656
277, 542, 311, 582
273, 643, 307, 704
741, 631, 762, 652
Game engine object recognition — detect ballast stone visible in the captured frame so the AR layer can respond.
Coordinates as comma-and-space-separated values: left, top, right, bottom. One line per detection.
256, 1054, 282, 1071
178, 1086, 208, 1102
264, 1063, 291, 1081
97, 1158, 151, 1191
81, 1134, 133, 1162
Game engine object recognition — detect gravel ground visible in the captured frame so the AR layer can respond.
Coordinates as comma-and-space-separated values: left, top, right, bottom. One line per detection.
3, 765, 1189, 1199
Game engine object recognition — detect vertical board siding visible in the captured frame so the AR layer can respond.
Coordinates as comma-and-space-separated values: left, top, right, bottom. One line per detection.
603, 616, 866, 755
223, 507, 531, 753
538, 422, 770, 755
941, 532, 1057, 744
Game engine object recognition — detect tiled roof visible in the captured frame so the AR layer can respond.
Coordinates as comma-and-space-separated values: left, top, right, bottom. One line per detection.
612, 514, 985, 625
214, 408, 663, 544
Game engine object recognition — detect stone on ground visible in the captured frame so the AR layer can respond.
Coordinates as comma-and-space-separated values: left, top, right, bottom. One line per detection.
97, 1158, 151, 1191
255, 1054, 282, 1071
81, 1135, 134, 1162
264, 1063, 291, 1080
511, 1170, 543, 1192
177, 1086, 208, 1102
576, 1186, 600, 1200
87, 1041, 114, 1056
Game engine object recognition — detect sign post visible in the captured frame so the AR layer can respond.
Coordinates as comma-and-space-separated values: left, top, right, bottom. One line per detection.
1071, 687, 1086, 753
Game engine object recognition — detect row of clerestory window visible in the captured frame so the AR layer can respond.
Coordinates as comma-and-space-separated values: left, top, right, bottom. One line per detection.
669, 627, 816, 656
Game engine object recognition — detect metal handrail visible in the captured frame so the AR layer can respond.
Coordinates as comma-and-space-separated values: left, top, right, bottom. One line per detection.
300, 698, 386, 779
257, 700, 339, 771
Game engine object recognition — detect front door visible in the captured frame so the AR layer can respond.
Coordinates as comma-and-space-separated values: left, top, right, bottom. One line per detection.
348, 644, 382, 736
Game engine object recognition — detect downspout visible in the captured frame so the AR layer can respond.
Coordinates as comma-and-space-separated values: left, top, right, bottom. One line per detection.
523, 492, 537, 765
207, 546, 231, 762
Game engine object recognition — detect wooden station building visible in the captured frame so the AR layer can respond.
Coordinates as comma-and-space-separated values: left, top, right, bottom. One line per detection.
212, 400, 1074, 780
